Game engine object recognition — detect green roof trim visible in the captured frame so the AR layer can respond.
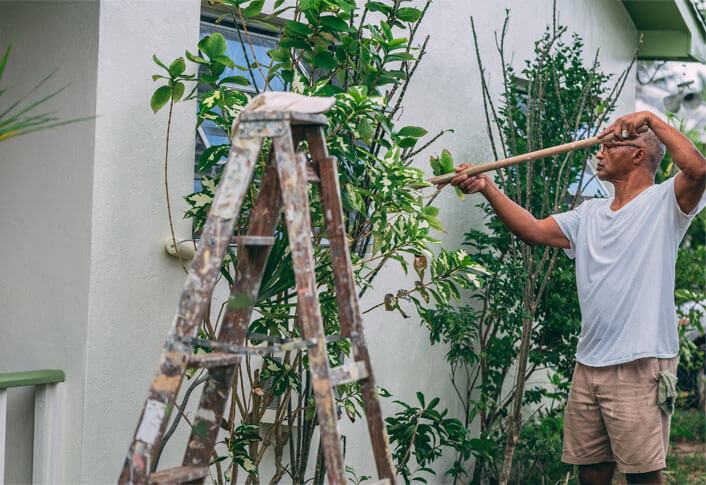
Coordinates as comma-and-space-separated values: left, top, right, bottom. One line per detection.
0, 369, 65, 389
621, 0, 706, 62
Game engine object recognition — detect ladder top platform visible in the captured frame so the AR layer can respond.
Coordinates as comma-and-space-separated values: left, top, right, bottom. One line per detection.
239, 110, 328, 126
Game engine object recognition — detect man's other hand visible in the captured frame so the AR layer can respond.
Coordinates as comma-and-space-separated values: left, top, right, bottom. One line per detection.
447, 164, 490, 194
598, 111, 652, 140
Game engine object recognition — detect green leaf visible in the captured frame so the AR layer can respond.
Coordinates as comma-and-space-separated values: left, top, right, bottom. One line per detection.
279, 37, 310, 50
168, 57, 186, 76
366, 1, 392, 14
229, 293, 255, 309
220, 75, 250, 86
397, 7, 422, 23
313, 51, 337, 70
285, 20, 313, 37
192, 419, 209, 438
422, 206, 439, 217
150, 85, 172, 113
172, 82, 185, 102
397, 126, 427, 138
199, 32, 227, 58
185, 50, 210, 65
242, 0, 264, 18
357, 118, 374, 141
212, 55, 235, 68
152, 54, 169, 71
198, 144, 230, 171
0, 41, 12, 81
319, 15, 349, 32
439, 149, 454, 173
416, 391, 425, 407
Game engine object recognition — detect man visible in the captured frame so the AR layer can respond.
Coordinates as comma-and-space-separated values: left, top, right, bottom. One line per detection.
450, 111, 706, 485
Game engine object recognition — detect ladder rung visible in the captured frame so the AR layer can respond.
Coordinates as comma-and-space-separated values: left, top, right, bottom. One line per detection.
232, 235, 275, 246
183, 334, 346, 356
329, 361, 368, 386
187, 352, 241, 368
369, 480, 391, 485
148, 465, 209, 484
305, 164, 320, 183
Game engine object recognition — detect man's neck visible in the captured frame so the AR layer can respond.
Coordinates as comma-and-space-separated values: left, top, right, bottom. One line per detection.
610, 171, 655, 211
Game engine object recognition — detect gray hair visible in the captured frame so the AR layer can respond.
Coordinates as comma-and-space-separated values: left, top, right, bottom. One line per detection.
638, 128, 666, 174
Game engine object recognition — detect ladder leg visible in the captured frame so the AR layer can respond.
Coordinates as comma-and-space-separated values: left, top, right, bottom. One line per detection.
119, 134, 263, 485
182, 154, 283, 473
273, 127, 346, 485
306, 127, 396, 483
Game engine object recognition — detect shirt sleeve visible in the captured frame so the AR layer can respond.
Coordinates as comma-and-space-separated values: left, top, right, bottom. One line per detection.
666, 176, 706, 237
551, 208, 581, 259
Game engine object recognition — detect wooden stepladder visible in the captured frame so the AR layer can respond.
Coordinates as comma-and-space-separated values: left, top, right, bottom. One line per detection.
119, 102, 395, 485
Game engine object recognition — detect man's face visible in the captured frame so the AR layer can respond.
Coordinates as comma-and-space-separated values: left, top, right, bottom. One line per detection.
595, 141, 645, 181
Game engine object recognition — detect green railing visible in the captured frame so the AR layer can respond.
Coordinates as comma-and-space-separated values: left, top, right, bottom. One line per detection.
0, 370, 65, 389
0, 369, 65, 483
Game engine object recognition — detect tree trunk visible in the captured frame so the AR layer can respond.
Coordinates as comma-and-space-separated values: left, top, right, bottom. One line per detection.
499, 315, 533, 485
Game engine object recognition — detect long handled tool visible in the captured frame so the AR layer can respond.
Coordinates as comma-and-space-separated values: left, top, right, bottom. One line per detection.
417, 125, 648, 188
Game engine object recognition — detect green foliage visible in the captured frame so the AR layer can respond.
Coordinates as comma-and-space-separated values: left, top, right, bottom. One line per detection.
151, 0, 483, 481
0, 39, 91, 142
671, 408, 706, 442
512, 415, 576, 484
385, 392, 485, 484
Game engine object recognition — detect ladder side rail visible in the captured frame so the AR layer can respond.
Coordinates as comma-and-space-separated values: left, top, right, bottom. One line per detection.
306, 126, 396, 483
273, 127, 346, 485
119, 134, 263, 485
182, 152, 284, 473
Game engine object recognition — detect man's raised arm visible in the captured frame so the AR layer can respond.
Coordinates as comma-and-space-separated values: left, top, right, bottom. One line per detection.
448, 167, 570, 249
601, 111, 706, 213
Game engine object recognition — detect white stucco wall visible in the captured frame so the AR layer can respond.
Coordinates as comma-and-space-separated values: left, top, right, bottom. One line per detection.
0, 1, 99, 483
1, 0, 639, 483
80, 1, 201, 483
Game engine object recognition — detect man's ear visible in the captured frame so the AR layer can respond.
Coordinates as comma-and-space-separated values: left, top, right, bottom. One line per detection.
633, 148, 646, 166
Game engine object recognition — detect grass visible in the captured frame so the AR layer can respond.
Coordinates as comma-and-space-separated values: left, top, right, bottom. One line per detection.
664, 408, 706, 485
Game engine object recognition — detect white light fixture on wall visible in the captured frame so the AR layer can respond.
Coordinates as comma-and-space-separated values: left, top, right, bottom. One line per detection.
663, 81, 702, 112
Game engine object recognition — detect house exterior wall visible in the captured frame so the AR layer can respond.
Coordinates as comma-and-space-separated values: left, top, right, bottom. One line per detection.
0, 0, 638, 483
80, 1, 201, 483
0, 2, 100, 483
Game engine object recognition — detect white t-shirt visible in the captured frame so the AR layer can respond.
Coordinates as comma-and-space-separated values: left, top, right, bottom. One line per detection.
552, 177, 706, 367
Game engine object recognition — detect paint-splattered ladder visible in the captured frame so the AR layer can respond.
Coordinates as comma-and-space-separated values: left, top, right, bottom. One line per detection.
118, 106, 395, 485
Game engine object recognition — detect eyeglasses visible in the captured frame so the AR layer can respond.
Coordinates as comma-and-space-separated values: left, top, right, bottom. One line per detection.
600, 142, 643, 153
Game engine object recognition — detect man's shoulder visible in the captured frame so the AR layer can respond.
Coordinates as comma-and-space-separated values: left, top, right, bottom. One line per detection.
575, 197, 607, 213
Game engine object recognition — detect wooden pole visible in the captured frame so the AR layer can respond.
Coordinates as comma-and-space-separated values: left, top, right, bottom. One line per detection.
415, 125, 648, 188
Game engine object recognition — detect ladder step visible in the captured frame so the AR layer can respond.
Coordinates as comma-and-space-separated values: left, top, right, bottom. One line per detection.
329, 361, 368, 386
187, 352, 241, 368
305, 164, 320, 183
183, 334, 345, 356
232, 235, 275, 246
148, 465, 209, 484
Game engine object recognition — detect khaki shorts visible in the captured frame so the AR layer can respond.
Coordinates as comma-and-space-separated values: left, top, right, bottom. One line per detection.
562, 357, 677, 474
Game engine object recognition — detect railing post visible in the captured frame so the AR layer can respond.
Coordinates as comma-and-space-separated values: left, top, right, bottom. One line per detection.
33, 381, 63, 484
0, 370, 64, 485
0, 387, 7, 485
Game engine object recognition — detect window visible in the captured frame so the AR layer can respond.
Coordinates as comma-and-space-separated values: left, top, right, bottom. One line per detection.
194, 14, 284, 193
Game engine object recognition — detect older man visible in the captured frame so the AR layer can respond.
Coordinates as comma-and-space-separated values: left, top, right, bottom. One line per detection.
451, 111, 706, 485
